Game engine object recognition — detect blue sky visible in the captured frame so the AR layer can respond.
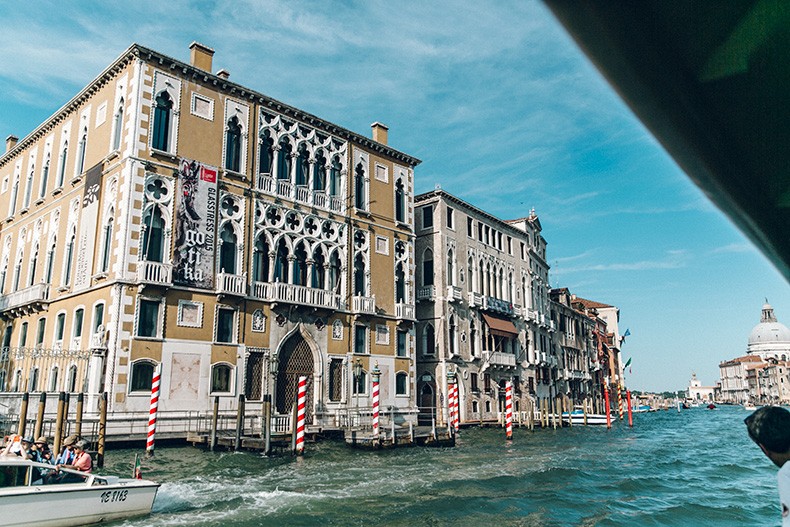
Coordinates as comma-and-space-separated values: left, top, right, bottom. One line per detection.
1, 1, 787, 392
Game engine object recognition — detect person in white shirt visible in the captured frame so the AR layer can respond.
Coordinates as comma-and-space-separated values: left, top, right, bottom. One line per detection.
745, 406, 790, 526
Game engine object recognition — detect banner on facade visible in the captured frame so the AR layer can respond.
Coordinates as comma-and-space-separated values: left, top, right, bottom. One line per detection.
73, 162, 104, 291
173, 158, 217, 288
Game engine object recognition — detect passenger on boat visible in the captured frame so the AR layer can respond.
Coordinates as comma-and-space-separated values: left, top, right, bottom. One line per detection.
31, 437, 53, 465
56, 440, 92, 479
54, 435, 77, 465
744, 406, 790, 526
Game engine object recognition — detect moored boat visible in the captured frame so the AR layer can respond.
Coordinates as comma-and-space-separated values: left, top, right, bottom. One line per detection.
0, 457, 159, 527
561, 408, 610, 425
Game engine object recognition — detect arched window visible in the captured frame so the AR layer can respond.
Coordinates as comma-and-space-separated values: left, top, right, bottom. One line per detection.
39, 154, 50, 198
258, 132, 274, 175
152, 92, 173, 151
312, 247, 326, 289
210, 363, 233, 393
100, 215, 113, 273
509, 272, 514, 302
395, 178, 405, 222
49, 366, 59, 392
8, 176, 19, 216
57, 142, 68, 187
422, 249, 434, 287
328, 250, 341, 292
112, 99, 124, 151
479, 260, 485, 296
292, 242, 308, 286
23, 166, 34, 208
76, 127, 87, 176
0, 370, 5, 392
498, 269, 505, 299
277, 139, 292, 180
447, 249, 455, 286
353, 254, 366, 296
395, 262, 406, 303
470, 321, 478, 358
0, 258, 7, 292
63, 231, 75, 286
449, 315, 457, 356
13, 370, 22, 392
45, 238, 56, 284
130, 361, 155, 393
12, 251, 23, 292
225, 116, 242, 172
329, 156, 342, 197
142, 206, 165, 262
314, 150, 327, 191
218, 223, 237, 274
28, 244, 38, 287
396, 372, 408, 396
67, 365, 78, 392
295, 143, 309, 186
467, 257, 474, 292
29, 367, 39, 392
274, 239, 289, 282
252, 235, 270, 282
423, 324, 435, 356
354, 161, 366, 209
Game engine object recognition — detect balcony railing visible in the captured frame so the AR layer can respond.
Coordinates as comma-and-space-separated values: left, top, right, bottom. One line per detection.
251, 281, 341, 310
467, 291, 483, 307
352, 295, 376, 315
217, 272, 246, 296
256, 174, 344, 213
0, 283, 50, 314
395, 302, 415, 320
416, 285, 435, 301
137, 261, 172, 286
446, 285, 463, 302
484, 350, 516, 368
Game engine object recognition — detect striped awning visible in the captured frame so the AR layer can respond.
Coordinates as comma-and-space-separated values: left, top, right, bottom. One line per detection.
482, 313, 518, 337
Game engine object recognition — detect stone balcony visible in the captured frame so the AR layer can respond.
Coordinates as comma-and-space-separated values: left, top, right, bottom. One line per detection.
416, 285, 435, 302
0, 283, 50, 317
251, 281, 341, 310
483, 350, 517, 369
257, 174, 344, 214
395, 302, 415, 321
446, 285, 463, 302
217, 272, 247, 296
352, 294, 376, 315
136, 260, 172, 287
467, 291, 483, 307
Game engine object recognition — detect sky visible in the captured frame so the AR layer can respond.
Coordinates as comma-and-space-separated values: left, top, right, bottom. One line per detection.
1, 1, 787, 392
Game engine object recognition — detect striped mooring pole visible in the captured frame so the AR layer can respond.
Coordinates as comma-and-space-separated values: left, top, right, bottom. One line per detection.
295, 376, 307, 455
146, 363, 162, 457
452, 383, 460, 432
603, 379, 612, 429
371, 364, 381, 441
505, 381, 513, 440
446, 369, 457, 433
617, 381, 624, 420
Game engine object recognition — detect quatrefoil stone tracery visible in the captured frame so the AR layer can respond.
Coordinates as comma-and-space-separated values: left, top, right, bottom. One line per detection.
145, 177, 170, 203
220, 195, 242, 219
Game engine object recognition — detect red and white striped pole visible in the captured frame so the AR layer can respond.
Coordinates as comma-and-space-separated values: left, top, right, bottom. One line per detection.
146, 363, 162, 457
505, 381, 513, 440
446, 370, 456, 434
452, 383, 460, 431
371, 364, 381, 442
295, 376, 307, 454
603, 379, 612, 429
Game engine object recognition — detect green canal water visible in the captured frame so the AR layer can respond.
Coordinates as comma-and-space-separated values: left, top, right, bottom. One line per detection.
102, 406, 780, 526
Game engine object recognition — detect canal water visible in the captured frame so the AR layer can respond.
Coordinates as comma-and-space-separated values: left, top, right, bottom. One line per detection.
103, 406, 780, 526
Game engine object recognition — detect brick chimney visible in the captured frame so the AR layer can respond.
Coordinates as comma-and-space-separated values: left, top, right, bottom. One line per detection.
189, 42, 215, 72
371, 122, 388, 145
216, 69, 230, 80
5, 135, 18, 153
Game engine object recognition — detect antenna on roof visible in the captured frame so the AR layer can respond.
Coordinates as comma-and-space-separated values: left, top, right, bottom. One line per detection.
435, 183, 441, 190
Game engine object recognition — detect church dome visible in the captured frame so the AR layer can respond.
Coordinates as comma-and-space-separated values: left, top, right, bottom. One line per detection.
748, 302, 790, 347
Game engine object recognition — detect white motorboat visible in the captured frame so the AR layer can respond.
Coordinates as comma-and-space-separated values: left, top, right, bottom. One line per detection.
561, 408, 610, 425
0, 457, 159, 527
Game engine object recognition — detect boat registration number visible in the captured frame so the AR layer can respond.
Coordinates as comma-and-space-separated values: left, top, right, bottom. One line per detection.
100, 490, 128, 503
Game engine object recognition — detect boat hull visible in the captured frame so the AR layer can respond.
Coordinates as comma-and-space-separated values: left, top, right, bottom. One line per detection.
561, 412, 609, 425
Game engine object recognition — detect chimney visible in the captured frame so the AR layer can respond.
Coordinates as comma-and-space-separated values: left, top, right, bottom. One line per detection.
5, 135, 18, 153
189, 41, 215, 72
371, 122, 388, 145
216, 69, 230, 80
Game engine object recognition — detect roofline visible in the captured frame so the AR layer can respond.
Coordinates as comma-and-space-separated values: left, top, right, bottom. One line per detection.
2, 43, 422, 169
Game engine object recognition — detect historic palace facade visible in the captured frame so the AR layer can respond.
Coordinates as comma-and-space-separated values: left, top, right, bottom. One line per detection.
0, 42, 421, 426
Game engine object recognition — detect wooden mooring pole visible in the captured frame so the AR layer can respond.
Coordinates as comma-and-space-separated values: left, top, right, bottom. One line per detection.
235, 394, 245, 452
290, 401, 298, 454
17, 392, 29, 436
53, 392, 66, 455
262, 394, 272, 455
74, 393, 84, 438
61, 392, 71, 439
210, 396, 219, 452
97, 392, 107, 468
33, 392, 46, 440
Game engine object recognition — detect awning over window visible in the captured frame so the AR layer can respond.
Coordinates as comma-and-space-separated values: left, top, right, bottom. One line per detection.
482, 313, 518, 337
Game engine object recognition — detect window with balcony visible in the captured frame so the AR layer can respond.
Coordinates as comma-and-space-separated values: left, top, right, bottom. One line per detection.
396, 372, 408, 396
224, 116, 242, 172
314, 150, 327, 191
276, 138, 292, 180
447, 249, 455, 286
329, 250, 341, 292
216, 307, 236, 343
353, 254, 366, 296
137, 299, 159, 338
312, 247, 326, 289
210, 363, 233, 393
141, 206, 165, 263
252, 235, 270, 282
274, 239, 289, 283
329, 156, 342, 198
395, 262, 406, 303
295, 143, 309, 187
152, 92, 173, 152
422, 249, 433, 287
218, 223, 237, 274
259, 132, 274, 175
130, 361, 155, 392
293, 242, 308, 286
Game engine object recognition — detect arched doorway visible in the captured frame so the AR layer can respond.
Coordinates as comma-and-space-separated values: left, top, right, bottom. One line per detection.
275, 332, 315, 419
417, 380, 435, 425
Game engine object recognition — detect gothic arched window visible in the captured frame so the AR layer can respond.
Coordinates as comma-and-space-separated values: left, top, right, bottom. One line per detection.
152, 92, 173, 151
354, 254, 366, 296
142, 206, 165, 263
252, 235, 270, 282
225, 116, 242, 172
219, 223, 237, 274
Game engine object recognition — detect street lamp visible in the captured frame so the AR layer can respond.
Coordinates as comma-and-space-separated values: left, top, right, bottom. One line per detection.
353, 358, 363, 426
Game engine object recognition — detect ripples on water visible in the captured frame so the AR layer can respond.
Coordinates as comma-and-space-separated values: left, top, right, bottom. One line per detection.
104, 406, 780, 526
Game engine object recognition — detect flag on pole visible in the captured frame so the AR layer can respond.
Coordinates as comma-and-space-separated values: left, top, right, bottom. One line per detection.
134, 454, 142, 479
623, 329, 631, 337
623, 357, 632, 369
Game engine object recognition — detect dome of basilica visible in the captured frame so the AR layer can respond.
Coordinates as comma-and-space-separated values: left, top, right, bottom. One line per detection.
747, 302, 790, 359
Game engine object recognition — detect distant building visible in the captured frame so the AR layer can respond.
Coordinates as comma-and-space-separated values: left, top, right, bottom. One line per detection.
718, 355, 763, 403
747, 301, 790, 361
686, 373, 714, 402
